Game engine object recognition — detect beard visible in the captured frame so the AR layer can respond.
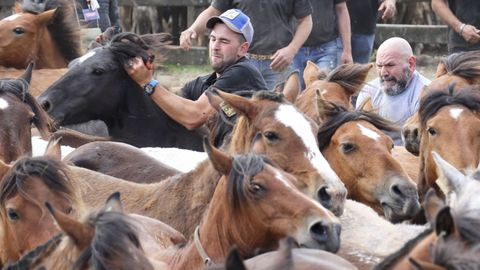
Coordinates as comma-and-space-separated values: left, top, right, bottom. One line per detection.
210, 55, 237, 74
380, 67, 412, 96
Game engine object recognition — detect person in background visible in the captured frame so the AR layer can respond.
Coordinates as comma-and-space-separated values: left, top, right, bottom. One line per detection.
76, 0, 121, 32
355, 37, 430, 145
432, 0, 480, 53
179, 0, 313, 90
125, 9, 266, 131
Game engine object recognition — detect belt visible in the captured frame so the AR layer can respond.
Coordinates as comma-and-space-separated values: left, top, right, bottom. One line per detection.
248, 53, 273, 61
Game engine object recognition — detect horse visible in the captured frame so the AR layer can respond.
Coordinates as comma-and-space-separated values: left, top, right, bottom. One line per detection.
0, 67, 67, 97
0, 0, 82, 69
295, 61, 373, 124
38, 32, 206, 150
416, 86, 480, 198
0, 62, 52, 163
402, 50, 480, 155
317, 101, 420, 223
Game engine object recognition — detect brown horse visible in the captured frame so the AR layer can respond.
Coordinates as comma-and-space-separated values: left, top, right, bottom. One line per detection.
402, 51, 480, 155
317, 102, 420, 223
0, 0, 82, 69
0, 67, 67, 97
295, 61, 373, 124
0, 63, 52, 163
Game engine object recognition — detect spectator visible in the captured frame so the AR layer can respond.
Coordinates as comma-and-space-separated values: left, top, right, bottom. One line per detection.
347, 0, 396, 64
125, 9, 267, 131
76, 0, 120, 32
432, 0, 480, 53
179, 1, 313, 90
293, 0, 353, 89
355, 37, 430, 145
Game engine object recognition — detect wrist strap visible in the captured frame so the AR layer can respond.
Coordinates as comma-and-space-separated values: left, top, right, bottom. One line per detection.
459, 23, 467, 36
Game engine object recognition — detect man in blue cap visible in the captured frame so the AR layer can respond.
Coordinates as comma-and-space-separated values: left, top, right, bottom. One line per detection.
126, 9, 266, 132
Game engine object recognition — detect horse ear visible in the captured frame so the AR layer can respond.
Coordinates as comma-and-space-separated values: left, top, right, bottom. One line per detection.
210, 88, 258, 120
357, 96, 373, 111
281, 70, 301, 103
432, 151, 465, 196
45, 202, 94, 250
205, 89, 223, 112
44, 136, 62, 160
102, 192, 123, 213
316, 89, 336, 120
37, 8, 57, 25
19, 62, 34, 85
409, 257, 444, 270
203, 137, 233, 176
224, 247, 246, 270
423, 188, 445, 224
278, 237, 294, 260
434, 206, 456, 237
0, 159, 12, 180
304, 61, 325, 88
435, 61, 447, 78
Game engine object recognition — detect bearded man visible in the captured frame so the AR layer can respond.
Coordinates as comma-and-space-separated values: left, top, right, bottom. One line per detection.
355, 37, 430, 145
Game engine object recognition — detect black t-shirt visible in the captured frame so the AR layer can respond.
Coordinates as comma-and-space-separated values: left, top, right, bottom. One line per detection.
447, 0, 480, 52
304, 0, 345, 46
212, 0, 312, 55
180, 57, 267, 100
347, 0, 378, 35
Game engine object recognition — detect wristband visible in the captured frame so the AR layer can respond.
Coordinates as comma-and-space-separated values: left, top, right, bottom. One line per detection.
459, 23, 466, 36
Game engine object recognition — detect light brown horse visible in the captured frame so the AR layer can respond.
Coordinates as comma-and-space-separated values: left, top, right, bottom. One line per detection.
317, 102, 420, 223
0, 63, 52, 163
0, 0, 82, 69
402, 50, 480, 155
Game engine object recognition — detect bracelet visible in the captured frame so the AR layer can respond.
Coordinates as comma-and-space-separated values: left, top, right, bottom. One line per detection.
459, 23, 466, 36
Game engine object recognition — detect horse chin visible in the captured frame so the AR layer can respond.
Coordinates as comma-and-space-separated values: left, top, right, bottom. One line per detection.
381, 199, 421, 223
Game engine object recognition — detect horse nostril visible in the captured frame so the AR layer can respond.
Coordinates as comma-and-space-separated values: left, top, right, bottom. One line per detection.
412, 128, 418, 138
317, 186, 332, 210
309, 222, 328, 243
41, 100, 51, 113
390, 184, 405, 199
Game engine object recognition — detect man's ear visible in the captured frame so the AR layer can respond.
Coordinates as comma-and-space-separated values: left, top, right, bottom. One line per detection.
408, 56, 417, 71
239, 42, 249, 57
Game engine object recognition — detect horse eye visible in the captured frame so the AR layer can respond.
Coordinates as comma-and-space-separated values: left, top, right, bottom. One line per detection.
427, 127, 437, 136
341, 143, 356, 153
12, 27, 25, 35
263, 131, 279, 142
65, 207, 73, 215
92, 68, 105, 75
7, 208, 20, 221
250, 183, 264, 194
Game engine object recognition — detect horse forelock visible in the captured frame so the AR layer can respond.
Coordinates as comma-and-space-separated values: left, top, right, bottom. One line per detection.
419, 86, 480, 128
253, 90, 284, 103
442, 51, 480, 79
326, 64, 370, 95
0, 78, 29, 101
108, 32, 154, 68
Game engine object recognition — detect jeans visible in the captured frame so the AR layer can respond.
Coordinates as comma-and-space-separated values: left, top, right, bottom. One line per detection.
351, 33, 375, 64
293, 39, 341, 89
247, 58, 295, 91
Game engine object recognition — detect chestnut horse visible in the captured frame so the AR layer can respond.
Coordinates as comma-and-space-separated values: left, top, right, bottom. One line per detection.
317, 102, 420, 223
0, 63, 52, 163
0, 0, 82, 69
402, 50, 480, 155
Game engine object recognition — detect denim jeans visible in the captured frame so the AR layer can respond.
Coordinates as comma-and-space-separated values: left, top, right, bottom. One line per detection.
351, 33, 375, 64
293, 39, 341, 89
247, 57, 295, 91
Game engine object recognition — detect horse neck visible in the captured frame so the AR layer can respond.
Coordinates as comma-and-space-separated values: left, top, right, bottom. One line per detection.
35, 27, 68, 68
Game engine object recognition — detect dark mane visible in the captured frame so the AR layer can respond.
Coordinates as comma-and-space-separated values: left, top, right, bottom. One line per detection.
0, 157, 75, 217
253, 90, 284, 103
317, 103, 398, 151
431, 238, 480, 269
44, 0, 83, 62
326, 63, 370, 95
441, 51, 480, 79
419, 86, 480, 127
72, 210, 154, 270
373, 228, 433, 270
227, 154, 271, 211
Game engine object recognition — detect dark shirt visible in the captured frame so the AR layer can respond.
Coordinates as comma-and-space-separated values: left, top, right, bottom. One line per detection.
76, 0, 120, 32
447, 0, 480, 52
212, 0, 312, 55
347, 0, 378, 35
180, 57, 267, 100
304, 0, 345, 46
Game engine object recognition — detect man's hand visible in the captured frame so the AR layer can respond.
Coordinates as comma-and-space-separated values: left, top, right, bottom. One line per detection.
378, 0, 396, 20
340, 50, 353, 65
270, 47, 296, 71
124, 57, 154, 87
180, 29, 198, 51
460, 24, 480, 44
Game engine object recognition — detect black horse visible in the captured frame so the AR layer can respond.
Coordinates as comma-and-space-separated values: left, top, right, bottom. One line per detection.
38, 33, 203, 151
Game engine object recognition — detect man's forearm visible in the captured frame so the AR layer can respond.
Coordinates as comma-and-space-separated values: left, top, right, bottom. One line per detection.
287, 15, 312, 53
336, 2, 351, 53
432, 0, 463, 33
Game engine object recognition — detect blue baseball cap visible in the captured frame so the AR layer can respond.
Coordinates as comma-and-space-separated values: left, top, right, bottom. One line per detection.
206, 9, 254, 44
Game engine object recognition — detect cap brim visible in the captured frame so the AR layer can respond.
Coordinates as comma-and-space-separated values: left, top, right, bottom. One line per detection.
206, 16, 243, 35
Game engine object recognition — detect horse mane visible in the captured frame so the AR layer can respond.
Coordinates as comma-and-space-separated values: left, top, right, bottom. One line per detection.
440, 50, 480, 79
42, 0, 83, 62
0, 156, 80, 220
317, 103, 398, 151
431, 237, 480, 269
373, 227, 433, 270
253, 90, 285, 103
72, 211, 154, 270
0, 78, 53, 137
325, 64, 370, 95
419, 86, 480, 127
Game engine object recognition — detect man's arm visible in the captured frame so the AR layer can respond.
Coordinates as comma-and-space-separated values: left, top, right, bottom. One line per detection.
336, 2, 352, 65
270, 15, 312, 71
126, 57, 215, 130
378, 0, 396, 20
180, 6, 222, 51
431, 0, 480, 44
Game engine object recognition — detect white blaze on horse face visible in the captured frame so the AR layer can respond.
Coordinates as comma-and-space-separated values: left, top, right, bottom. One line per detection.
449, 108, 464, 121
3, 14, 21, 22
274, 170, 294, 190
357, 123, 381, 141
78, 51, 96, 64
0, 98, 9, 110
275, 104, 340, 182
